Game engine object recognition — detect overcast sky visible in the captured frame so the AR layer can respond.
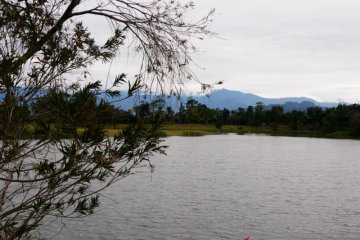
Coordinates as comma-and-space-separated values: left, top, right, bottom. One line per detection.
182, 0, 360, 103
86, 0, 360, 103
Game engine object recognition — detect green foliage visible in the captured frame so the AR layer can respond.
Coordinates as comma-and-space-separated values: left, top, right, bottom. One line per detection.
0, 83, 166, 239
350, 110, 360, 136
161, 101, 360, 137
182, 131, 205, 137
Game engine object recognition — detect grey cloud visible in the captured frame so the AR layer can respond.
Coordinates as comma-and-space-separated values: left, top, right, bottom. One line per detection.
82, 0, 360, 102
190, 0, 360, 102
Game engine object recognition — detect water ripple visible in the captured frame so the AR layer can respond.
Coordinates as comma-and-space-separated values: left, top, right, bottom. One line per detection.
40, 135, 360, 240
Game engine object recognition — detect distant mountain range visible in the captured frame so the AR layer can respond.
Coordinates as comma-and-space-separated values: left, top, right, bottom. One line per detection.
0, 88, 341, 112
107, 88, 341, 112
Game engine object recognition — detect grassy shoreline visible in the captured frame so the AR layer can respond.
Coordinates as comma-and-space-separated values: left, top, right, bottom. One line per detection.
23, 123, 357, 140
105, 124, 358, 140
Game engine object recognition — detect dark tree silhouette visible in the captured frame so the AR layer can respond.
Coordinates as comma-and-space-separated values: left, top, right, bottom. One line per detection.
0, 1, 214, 239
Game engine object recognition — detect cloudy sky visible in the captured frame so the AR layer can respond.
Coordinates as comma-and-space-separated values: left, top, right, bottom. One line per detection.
185, 0, 360, 103
85, 0, 360, 103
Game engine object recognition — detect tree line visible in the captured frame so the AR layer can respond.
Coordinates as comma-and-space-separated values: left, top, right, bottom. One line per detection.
28, 95, 360, 137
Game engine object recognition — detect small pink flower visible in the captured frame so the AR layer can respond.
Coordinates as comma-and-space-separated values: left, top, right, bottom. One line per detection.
243, 237, 251, 240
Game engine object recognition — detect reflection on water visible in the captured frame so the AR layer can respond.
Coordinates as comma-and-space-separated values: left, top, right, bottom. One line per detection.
40, 135, 360, 240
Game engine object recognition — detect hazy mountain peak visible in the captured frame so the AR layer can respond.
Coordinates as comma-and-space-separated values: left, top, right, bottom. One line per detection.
106, 88, 340, 111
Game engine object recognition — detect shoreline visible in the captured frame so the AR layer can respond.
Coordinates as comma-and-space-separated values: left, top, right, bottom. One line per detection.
105, 124, 359, 140
22, 123, 358, 140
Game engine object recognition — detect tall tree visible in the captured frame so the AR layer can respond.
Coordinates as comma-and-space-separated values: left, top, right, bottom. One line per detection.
0, 1, 214, 239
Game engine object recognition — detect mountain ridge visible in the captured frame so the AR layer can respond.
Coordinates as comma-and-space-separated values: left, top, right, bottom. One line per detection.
108, 88, 340, 111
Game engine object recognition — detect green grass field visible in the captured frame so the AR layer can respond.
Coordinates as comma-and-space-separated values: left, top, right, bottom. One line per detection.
23, 123, 356, 139
103, 124, 356, 139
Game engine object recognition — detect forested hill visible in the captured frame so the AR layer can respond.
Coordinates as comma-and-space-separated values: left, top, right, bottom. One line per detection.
106, 89, 340, 111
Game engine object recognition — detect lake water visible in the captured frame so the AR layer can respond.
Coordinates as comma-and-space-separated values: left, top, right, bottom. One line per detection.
40, 135, 360, 240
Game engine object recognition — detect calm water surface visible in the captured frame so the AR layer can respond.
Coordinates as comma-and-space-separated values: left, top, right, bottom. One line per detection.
40, 135, 360, 240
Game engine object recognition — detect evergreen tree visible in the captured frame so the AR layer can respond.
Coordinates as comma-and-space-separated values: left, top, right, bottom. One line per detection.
0, 1, 214, 239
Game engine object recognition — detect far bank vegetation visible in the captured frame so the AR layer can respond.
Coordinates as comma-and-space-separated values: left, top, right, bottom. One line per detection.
26, 96, 360, 139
